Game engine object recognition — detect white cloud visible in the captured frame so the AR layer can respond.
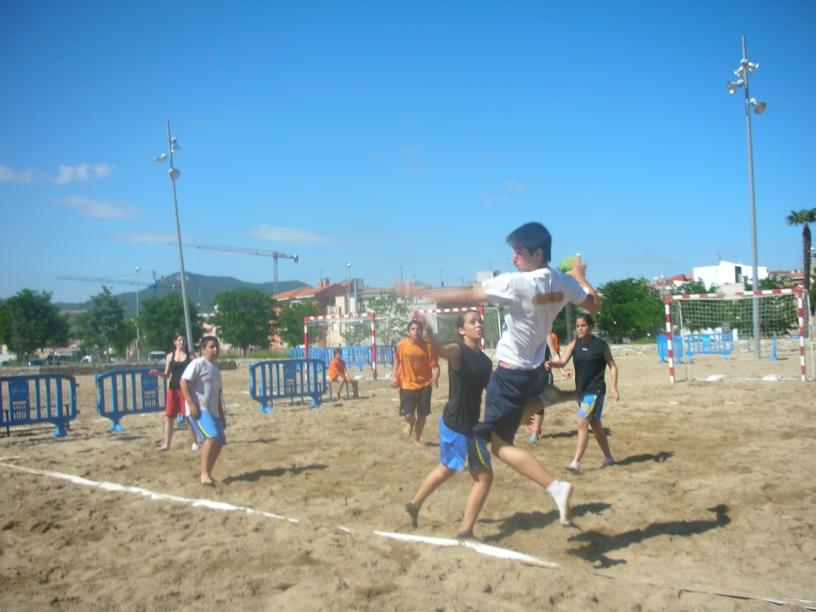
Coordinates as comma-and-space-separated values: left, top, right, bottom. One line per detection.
506, 179, 526, 192
54, 163, 115, 184
0, 165, 34, 183
112, 232, 177, 243
250, 225, 336, 243
59, 196, 142, 219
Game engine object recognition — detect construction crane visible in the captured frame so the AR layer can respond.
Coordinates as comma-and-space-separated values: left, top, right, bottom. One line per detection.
56, 271, 172, 297
173, 242, 298, 297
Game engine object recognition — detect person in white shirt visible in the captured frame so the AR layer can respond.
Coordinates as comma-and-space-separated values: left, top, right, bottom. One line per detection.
400, 222, 601, 526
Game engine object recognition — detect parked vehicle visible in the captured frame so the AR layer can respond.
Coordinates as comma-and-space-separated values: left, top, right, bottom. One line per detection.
28, 358, 47, 366
80, 355, 94, 364
148, 351, 167, 363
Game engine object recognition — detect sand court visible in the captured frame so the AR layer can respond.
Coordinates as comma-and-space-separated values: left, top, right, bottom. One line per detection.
1, 352, 815, 611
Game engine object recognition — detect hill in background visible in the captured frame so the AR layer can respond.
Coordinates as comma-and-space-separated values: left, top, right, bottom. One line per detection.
55, 272, 308, 317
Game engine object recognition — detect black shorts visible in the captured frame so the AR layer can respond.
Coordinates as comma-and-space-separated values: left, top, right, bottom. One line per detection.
474, 367, 540, 444
399, 386, 432, 417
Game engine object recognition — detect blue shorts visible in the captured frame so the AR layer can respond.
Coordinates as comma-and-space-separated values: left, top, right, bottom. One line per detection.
438, 416, 492, 472
186, 411, 227, 445
474, 367, 540, 444
578, 394, 605, 420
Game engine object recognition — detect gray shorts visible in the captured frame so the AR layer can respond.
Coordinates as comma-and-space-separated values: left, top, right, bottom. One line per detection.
399, 386, 432, 417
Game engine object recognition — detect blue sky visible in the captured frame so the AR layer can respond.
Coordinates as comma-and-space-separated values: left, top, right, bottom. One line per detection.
1, 1, 814, 304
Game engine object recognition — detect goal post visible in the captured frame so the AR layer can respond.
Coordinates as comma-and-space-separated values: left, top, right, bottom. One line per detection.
303, 312, 377, 379
664, 289, 806, 383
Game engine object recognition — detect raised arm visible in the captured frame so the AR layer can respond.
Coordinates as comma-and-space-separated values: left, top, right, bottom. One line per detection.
419, 316, 462, 369
567, 258, 602, 313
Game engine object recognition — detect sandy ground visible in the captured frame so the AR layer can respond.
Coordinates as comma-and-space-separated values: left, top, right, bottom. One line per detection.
1, 350, 815, 611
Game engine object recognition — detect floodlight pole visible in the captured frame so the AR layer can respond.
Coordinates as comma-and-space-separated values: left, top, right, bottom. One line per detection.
165, 119, 194, 353
740, 37, 762, 358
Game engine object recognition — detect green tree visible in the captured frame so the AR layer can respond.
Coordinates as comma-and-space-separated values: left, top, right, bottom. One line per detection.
670, 278, 719, 295
366, 292, 411, 346
137, 292, 204, 351
0, 289, 70, 362
75, 287, 136, 359
209, 288, 277, 355
277, 300, 321, 348
596, 278, 664, 343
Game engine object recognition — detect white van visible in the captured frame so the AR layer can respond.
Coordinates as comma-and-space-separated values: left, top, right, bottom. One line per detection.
148, 351, 167, 363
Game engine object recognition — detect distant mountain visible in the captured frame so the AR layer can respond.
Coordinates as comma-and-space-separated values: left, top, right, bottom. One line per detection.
55, 272, 309, 317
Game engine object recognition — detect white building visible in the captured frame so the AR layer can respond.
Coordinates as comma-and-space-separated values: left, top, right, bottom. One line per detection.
693, 260, 768, 292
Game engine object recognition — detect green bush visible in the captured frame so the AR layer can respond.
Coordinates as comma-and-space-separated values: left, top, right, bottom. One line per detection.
630, 337, 657, 345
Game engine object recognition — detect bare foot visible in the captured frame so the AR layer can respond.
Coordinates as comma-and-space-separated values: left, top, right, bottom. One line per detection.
403, 423, 413, 438
413, 438, 423, 447
200, 475, 215, 487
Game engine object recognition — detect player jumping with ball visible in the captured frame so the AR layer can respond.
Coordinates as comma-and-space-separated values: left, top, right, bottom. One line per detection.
400, 222, 601, 526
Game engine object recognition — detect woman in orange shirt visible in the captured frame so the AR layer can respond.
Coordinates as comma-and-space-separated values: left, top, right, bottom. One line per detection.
390, 319, 440, 446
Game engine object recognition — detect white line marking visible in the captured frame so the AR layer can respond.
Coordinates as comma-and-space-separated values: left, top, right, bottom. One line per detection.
373, 530, 558, 569
0, 461, 298, 523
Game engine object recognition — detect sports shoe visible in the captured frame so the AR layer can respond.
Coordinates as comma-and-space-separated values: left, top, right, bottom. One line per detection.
567, 460, 580, 472
529, 434, 539, 443
550, 481, 573, 526
191, 443, 200, 451
456, 531, 481, 542
405, 502, 419, 528
601, 457, 614, 468
158, 445, 170, 451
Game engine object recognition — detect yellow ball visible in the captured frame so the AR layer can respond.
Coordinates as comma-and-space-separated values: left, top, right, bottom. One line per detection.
557, 255, 579, 273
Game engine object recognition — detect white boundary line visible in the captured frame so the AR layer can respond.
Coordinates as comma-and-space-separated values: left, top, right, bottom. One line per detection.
2, 459, 814, 609
0, 459, 298, 523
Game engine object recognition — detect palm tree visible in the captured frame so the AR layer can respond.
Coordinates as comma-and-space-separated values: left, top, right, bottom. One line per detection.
785, 208, 816, 325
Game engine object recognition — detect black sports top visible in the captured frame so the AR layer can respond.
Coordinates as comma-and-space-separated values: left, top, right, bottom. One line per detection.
573, 336, 609, 396
168, 353, 192, 390
442, 342, 493, 435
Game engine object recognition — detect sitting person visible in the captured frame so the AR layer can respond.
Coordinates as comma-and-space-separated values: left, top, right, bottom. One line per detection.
329, 348, 358, 399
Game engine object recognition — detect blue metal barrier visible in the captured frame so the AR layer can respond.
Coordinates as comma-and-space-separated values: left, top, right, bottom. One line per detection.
656, 335, 684, 364
249, 359, 327, 413
685, 333, 733, 362
96, 368, 168, 432
289, 346, 396, 369
0, 374, 78, 437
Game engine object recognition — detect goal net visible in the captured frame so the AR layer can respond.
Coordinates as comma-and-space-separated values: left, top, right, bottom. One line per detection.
665, 289, 808, 382
412, 307, 503, 350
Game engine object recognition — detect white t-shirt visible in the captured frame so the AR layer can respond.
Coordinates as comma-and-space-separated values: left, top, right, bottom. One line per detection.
482, 267, 588, 369
182, 356, 223, 415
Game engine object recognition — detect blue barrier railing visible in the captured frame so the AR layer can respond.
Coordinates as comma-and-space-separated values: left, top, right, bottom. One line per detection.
249, 359, 327, 413
0, 374, 78, 437
685, 333, 733, 362
289, 346, 396, 370
96, 368, 168, 432
656, 335, 684, 364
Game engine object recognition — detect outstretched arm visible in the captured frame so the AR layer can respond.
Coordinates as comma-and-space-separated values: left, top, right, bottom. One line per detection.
149, 353, 173, 379
548, 340, 576, 369
397, 283, 489, 306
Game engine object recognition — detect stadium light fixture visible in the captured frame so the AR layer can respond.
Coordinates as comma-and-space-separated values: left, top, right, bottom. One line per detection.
727, 37, 767, 358
155, 119, 194, 352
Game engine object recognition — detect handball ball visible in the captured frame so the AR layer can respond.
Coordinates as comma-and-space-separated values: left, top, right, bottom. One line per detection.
558, 254, 581, 273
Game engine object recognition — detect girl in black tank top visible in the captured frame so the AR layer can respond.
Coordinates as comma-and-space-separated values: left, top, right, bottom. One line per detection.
148, 333, 198, 451
405, 311, 494, 541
